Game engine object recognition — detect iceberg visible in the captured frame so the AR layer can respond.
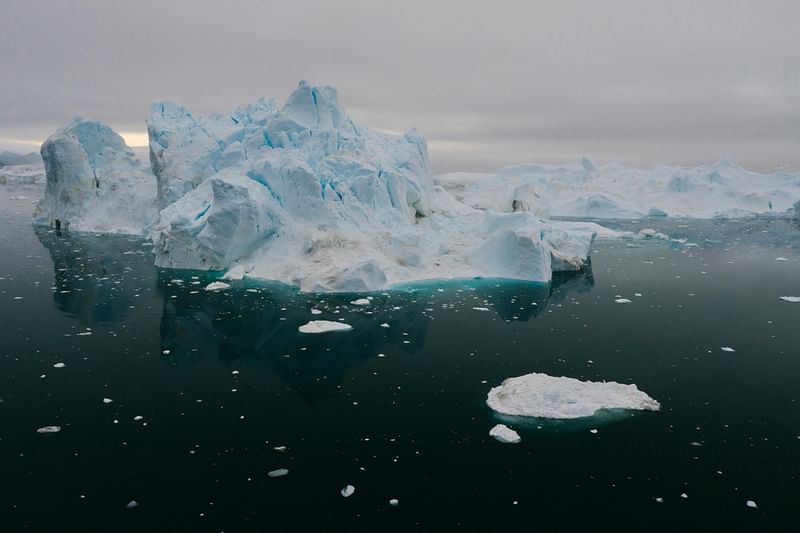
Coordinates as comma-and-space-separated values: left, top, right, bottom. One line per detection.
489, 423, 521, 444
486, 372, 660, 419
35, 118, 157, 234
36, 81, 600, 292
436, 159, 800, 219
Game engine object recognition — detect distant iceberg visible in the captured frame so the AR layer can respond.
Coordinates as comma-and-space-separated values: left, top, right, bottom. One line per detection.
436, 159, 800, 219
487, 372, 660, 419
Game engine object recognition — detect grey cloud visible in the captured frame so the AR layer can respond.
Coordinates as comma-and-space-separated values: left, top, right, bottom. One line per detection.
2, 0, 798, 172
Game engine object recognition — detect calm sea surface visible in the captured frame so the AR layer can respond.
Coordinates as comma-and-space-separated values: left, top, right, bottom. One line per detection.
1, 183, 800, 531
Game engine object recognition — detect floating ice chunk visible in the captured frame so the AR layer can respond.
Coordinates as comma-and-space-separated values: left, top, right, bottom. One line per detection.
720, 346, 736, 352
298, 320, 353, 334
486, 372, 660, 419
775, 257, 788, 262
489, 424, 521, 444
341, 485, 355, 497
389, 498, 399, 506
472, 307, 490, 312
589, 429, 598, 434
310, 308, 323, 315
746, 500, 758, 509
680, 493, 688, 499
654, 497, 664, 503
133, 415, 144, 421
380, 323, 390, 328
614, 298, 632, 304
53, 362, 66, 368
779, 296, 800, 303
205, 281, 231, 291
350, 298, 370, 306
222, 264, 247, 280
102, 398, 113, 404
126, 500, 139, 509
268, 468, 289, 478
36, 425, 61, 434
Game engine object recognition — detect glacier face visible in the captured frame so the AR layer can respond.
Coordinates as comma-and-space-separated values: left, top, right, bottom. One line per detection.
34, 82, 598, 291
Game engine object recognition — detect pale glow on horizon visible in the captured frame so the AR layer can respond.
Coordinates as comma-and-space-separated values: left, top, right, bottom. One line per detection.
119, 131, 149, 148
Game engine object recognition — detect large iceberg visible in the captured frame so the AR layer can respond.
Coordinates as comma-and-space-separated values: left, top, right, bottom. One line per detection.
437, 159, 800, 219
487, 372, 661, 419
35, 81, 600, 292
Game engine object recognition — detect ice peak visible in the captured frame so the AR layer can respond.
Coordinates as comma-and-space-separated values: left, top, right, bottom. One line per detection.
281, 81, 346, 130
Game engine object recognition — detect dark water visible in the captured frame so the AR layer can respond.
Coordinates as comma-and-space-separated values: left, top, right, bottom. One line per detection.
2, 185, 800, 532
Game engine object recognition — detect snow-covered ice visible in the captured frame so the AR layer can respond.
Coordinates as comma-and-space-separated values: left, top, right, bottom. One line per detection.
36, 426, 61, 434
341, 485, 355, 497
267, 468, 289, 478
779, 296, 800, 303
489, 423, 521, 444
298, 320, 353, 334
720, 346, 736, 352
486, 372, 660, 419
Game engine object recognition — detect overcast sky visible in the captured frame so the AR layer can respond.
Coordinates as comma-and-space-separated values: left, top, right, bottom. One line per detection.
1, 0, 798, 172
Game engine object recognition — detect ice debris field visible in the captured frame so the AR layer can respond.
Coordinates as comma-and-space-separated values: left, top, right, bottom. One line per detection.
24, 80, 800, 293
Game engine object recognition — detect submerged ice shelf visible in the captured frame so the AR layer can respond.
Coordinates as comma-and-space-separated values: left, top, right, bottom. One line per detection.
31, 81, 800, 292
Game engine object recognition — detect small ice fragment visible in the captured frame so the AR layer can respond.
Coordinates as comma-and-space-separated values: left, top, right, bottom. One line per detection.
380, 323, 390, 328
133, 415, 143, 421
720, 346, 735, 352
222, 264, 246, 280
779, 296, 800, 303
126, 500, 139, 509
310, 308, 322, 315
389, 498, 399, 506
377, 353, 386, 358
472, 307, 490, 311
776, 257, 788, 262
350, 298, 370, 306
654, 497, 664, 503
232, 370, 239, 375
589, 429, 598, 434
102, 398, 113, 404
489, 424, 521, 444
268, 468, 289, 478
36, 425, 61, 434
204, 281, 231, 291
746, 500, 757, 509
341, 485, 355, 498
614, 298, 632, 304
162, 349, 171, 355
53, 362, 66, 368
680, 493, 688, 499
298, 320, 353, 334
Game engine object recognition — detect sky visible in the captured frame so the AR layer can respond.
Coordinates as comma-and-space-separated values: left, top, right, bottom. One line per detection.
1, 0, 798, 173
